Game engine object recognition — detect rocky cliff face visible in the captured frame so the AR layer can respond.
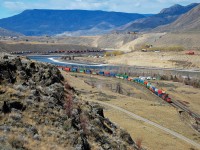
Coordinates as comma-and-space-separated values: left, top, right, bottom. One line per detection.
0, 54, 140, 150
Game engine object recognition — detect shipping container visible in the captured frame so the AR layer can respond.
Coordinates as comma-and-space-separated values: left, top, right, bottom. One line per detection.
71, 68, 78, 72
92, 71, 97, 75
128, 77, 133, 81
147, 83, 151, 88
110, 72, 116, 77
64, 67, 70, 72
158, 90, 162, 95
116, 74, 121, 78
79, 69, 85, 73
122, 75, 128, 79
98, 71, 104, 75
104, 72, 110, 76
85, 70, 91, 74
152, 87, 156, 92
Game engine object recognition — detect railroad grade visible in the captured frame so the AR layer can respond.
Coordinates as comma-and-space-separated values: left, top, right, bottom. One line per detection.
59, 66, 200, 132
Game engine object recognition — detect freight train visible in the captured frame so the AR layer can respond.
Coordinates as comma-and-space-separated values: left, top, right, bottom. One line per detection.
60, 67, 172, 103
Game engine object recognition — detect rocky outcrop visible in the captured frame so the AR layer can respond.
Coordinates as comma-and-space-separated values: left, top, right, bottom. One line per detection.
0, 54, 141, 150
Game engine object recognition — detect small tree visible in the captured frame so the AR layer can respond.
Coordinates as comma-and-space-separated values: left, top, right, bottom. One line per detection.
80, 113, 89, 135
64, 94, 73, 118
136, 138, 143, 150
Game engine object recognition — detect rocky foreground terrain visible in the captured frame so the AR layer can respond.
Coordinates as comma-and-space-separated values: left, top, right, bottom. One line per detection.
0, 54, 140, 150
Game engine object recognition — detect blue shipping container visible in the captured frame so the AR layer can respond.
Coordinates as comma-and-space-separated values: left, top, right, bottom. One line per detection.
98, 71, 104, 75
110, 72, 116, 77
85, 70, 91, 74
71, 68, 78, 72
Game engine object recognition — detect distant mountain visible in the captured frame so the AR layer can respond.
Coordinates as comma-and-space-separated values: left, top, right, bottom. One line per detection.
118, 3, 199, 32
0, 9, 146, 36
153, 4, 200, 32
0, 27, 22, 36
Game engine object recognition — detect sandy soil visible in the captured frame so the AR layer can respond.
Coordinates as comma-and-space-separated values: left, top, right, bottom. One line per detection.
62, 71, 200, 150
119, 33, 166, 51
75, 50, 200, 69
105, 51, 200, 69
118, 33, 200, 51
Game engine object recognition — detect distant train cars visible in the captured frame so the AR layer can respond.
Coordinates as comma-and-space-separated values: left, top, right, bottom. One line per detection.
60, 66, 172, 103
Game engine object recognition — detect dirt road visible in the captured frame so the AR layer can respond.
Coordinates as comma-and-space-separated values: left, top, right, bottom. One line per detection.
86, 100, 200, 149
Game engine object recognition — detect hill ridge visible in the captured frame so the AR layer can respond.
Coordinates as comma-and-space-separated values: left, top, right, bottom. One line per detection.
0, 9, 146, 36
118, 3, 199, 32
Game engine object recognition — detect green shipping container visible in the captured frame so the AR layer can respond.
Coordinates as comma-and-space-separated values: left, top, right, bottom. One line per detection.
92, 71, 97, 75
116, 74, 121, 78
147, 83, 151, 88
79, 69, 85, 73
123, 75, 128, 79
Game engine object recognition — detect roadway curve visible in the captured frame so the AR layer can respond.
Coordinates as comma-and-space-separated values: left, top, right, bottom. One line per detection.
87, 100, 200, 149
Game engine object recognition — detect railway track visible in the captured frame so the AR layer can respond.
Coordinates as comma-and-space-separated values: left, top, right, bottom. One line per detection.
127, 78, 200, 127
65, 69, 200, 131
171, 100, 200, 123
123, 78, 200, 123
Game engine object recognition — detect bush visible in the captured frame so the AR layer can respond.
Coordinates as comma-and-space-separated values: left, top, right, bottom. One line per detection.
136, 138, 143, 150
148, 46, 185, 51
105, 51, 124, 57
80, 113, 89, 135
64, 94, 73, 118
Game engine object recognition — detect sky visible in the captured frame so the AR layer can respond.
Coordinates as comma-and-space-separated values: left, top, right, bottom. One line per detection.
0, 0, 199, 19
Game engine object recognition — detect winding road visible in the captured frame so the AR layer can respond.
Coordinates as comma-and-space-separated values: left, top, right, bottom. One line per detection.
87, 100, 200, 149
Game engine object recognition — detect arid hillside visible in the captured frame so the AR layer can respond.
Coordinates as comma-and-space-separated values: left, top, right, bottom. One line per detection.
117, 32, 200, 51
117, 3, 199, 32
0, 33, 138, 52
0, 27, 22, 36
0, 54, 140, 149
0, 41, 99, 53
154, 4, 200, 32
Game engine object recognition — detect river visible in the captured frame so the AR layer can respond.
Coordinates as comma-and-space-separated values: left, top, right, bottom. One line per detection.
28, 56, 116, 69
28, 55, 200, 78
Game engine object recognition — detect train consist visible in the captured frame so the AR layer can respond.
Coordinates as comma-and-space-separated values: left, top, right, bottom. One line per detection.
60, 67, 172, 103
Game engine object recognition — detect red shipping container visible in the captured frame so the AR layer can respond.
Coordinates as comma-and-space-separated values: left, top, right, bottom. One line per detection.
64, 67, 70, 72
104, 72, 110, 75
128, 78, 132, 81
158, 90, 162, 94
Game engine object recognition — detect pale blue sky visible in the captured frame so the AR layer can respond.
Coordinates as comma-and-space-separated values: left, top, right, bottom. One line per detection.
0, 0, 199, 19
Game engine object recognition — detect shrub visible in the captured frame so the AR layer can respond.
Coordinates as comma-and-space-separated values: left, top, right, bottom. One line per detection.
105, 51, 124, 57
80, 113, 89, 135
148, 46, 185, 51
136, 138, 143, 150
64, 94, 73, 118
112, 51, 124, 56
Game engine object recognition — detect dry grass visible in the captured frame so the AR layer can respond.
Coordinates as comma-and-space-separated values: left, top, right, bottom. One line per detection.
105, 51, 200, 69
150, 80, 200, 114
62, 71, 200, 150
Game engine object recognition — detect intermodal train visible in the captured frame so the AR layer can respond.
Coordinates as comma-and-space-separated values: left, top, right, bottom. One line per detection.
59, 66, 172, 103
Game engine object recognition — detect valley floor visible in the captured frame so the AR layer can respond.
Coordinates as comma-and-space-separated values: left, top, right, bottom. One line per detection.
62, 71, 200, 150
76, 51, 200, 70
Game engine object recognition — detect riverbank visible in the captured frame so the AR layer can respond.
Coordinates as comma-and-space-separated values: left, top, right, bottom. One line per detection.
50, 57, 110, 67
29, 55, 200, 80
